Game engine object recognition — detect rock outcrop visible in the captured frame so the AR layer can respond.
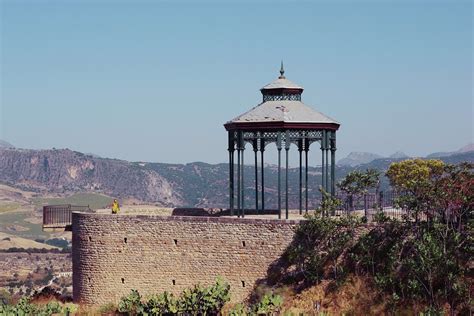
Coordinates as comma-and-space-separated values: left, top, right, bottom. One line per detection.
0, 148, 182, 206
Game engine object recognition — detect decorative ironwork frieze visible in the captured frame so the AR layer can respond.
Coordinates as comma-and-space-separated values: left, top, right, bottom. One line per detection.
233, 129, 331, 151
262, 94, 301, 102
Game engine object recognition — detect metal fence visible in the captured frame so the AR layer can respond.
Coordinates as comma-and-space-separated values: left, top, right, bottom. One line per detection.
43, 204, 91, 229
335, 191, 407, 220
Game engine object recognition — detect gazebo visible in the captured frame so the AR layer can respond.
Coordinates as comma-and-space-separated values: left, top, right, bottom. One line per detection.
224, 63, 340, 219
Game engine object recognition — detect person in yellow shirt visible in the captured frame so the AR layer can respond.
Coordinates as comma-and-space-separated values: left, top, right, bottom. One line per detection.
112, 199, 120, 214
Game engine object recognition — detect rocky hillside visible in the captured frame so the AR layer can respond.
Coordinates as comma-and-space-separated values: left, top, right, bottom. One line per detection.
0, 149, 181, 206
0, 148, 472, 208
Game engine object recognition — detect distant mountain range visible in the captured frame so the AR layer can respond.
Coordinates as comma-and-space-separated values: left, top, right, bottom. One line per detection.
389, 151, 409, 159
338, 152, 384, 167
0, 140, 14, 149
0, 141, 472, 209
426, 143, 474, 158
338, 143, 473, 167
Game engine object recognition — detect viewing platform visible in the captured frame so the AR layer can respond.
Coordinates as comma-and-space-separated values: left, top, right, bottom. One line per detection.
42, 191, 401, 231
42, 206, 307, 231
42, 204, 91, 232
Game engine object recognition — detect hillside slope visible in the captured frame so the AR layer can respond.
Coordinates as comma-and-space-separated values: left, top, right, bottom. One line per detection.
0, 148, 472, 208
0, 149, 181, 206
0, 232, 57, 250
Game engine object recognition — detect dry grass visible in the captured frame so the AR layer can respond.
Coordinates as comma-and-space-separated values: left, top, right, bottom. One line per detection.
278, 276, 428, 315
0, 202, 21, 213
0, 232, 58, 250
75, 303, 117, 316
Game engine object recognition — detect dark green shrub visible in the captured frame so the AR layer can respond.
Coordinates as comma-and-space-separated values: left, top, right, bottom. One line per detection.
227, 293, 283, 316
348, 221, 471, 312
252, 293, 283, 315
118, 289, 144, 315
145, 292, 178, 315
0, 297, 75, 316
177, 277, 230, 315
227, 303, 247, 315
117, 278, 230, 315
372, 210, 390, 223
285, 214, 359, 284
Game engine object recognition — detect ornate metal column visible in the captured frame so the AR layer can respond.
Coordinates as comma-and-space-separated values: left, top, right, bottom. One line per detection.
321, 130, 326, 194
305, 138, 309, 213
330, 131, 336, 196
325, 131, 329, 192
236, 131, 244, 218
285, 130, 290, 219
277, 132, 282, 219
298, 139, 303, 215
260, 138, 265, 213
228, 132, 235, 216
241, 142, 245, 218
253, 139, 259, 213
237, 141, 241, 215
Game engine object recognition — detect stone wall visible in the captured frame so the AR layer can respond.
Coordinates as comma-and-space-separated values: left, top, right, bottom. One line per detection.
72, 212, 299, 306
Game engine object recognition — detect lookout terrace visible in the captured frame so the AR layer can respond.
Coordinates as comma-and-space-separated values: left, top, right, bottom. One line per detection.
42, 66, 345, 306
41, 67, 418, 306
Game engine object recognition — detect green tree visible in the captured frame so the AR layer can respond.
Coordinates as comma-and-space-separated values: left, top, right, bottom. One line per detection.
387, 159, 444, 222
317, 188, 342, 217
387, 159, 472, 225
337, 168, 380, 213
434, 162, 473, 229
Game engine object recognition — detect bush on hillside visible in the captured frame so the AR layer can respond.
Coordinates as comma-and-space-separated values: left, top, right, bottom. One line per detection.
284, 213, 360, 285
279, 214, 471, 313
0, 297, 77, 315
117, 277, 230, 315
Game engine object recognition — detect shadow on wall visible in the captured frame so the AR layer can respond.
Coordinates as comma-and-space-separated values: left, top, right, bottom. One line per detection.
246, 229, 308, 306
245, 217, 365, 305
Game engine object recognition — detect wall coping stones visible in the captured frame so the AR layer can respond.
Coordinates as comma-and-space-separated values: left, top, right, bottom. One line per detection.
72, 211, 303, 225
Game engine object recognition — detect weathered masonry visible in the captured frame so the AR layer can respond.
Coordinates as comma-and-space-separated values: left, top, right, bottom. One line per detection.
72, 211, 298, 306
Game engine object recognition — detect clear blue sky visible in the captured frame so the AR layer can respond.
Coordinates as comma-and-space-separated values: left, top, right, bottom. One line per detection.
1, 0, 472, 164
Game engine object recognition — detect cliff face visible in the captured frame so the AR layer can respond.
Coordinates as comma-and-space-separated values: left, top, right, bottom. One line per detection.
0, 149, 182, 206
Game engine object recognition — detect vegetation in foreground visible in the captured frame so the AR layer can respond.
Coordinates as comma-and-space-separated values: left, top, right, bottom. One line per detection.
0, 288, 76, 316
264, 160, 473, 314
112, 278, 283, 316
0, 298, 76, 316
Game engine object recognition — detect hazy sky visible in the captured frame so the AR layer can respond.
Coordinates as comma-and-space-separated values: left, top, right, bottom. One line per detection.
1, 0, 472, 164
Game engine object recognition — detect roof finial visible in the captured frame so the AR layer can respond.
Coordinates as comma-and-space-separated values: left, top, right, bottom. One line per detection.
279, 60, 285, 79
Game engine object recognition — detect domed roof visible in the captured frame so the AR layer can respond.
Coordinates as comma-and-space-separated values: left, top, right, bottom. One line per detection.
261, 77, 303, 90
260, 62, 303, 91
227, 100, 338, 125
224, 63, 340, 131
